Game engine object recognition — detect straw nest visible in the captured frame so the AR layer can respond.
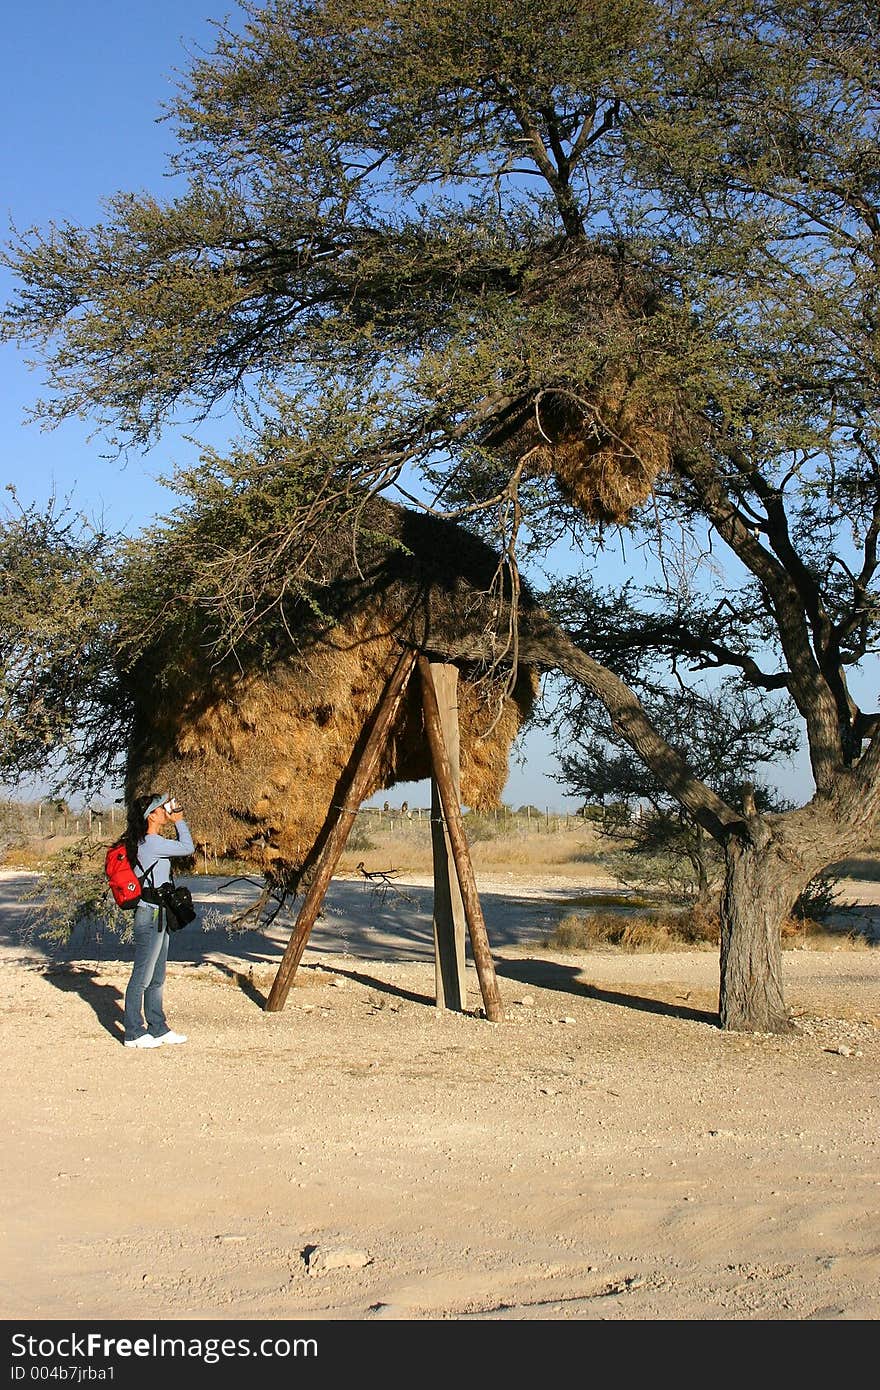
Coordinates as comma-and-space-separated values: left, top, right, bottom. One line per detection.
124, 497, 540, 880
484, 242, 680, 525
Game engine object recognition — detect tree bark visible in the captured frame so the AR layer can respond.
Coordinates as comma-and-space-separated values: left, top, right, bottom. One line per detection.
690, 850, 710, 906
719, 824, 802, 1033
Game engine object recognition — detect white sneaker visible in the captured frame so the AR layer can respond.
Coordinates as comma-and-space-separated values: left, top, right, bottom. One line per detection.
124, 1034, 163, 1049
154, 1030, 187, 1045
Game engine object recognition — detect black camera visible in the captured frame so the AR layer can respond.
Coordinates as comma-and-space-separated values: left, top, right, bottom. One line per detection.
157, 881, 196, 930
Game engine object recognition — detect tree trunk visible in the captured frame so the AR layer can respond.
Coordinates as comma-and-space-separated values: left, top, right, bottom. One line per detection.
696, 857, 710, 905
719, 825, 803, 1033
686, 829, 711, 905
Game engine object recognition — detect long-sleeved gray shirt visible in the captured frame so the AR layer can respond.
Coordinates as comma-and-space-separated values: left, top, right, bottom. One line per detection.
136, 821, 195, 889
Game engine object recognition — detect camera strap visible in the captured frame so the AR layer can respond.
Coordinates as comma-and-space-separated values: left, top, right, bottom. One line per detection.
135, 861, 162, 916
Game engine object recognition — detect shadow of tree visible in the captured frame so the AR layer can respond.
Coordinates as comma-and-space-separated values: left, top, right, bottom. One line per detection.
208, 960, 271, 1008
494, 955, 719, 1027
292, 963, 433, 1007
206, 959, 435, 1010
826, 857, 880, 881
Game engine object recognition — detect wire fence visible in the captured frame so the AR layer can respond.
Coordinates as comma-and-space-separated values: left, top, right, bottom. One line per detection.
1, 801, 123, 842
354, 805, 596, 834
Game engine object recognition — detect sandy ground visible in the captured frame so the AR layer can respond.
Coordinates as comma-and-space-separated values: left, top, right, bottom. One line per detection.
1, 865, 878, 1323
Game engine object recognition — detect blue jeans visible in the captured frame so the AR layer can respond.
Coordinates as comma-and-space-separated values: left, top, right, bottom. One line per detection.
123, 902, 170, 1041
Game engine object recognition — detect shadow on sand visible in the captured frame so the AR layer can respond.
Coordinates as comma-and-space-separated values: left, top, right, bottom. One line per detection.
10, 872, 720, 1030
494, 955, 719, 1027
43, 967, 125, 1042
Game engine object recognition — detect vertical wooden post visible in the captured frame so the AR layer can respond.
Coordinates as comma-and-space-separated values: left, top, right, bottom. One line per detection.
418, 656, 503, 1023
264, 647, 417, 1013
429, 662, 468, 1011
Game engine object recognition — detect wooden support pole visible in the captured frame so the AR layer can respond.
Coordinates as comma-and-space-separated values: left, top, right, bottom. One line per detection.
417, 656, 504, 1023
429, 662, 468, 1011
264, 646, 418, 1013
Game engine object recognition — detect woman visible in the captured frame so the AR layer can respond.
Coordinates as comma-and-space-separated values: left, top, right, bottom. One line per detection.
122, 791, 195, 1049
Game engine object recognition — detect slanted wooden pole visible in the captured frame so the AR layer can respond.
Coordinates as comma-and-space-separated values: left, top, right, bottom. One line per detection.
417, 656, 504, 1023
429, 662, 468, 1011
265, 646, 418, 1013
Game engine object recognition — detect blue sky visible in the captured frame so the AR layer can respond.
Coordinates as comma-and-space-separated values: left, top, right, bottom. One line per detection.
2, 1, 823, 812
1, 1, 233, 530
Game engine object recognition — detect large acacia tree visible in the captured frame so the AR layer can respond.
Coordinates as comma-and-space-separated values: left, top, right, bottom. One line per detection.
3, 0, 880, 1031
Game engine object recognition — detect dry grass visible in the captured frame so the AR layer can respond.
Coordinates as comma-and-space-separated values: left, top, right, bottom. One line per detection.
544, 904, 875, 953
334, 815, 609, 877
534, 386, 673, 526
546, 904, 719, 953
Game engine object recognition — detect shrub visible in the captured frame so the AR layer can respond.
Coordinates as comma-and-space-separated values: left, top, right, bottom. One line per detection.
460, 813, 502, 842
545, 900, 870, 953
543, 908, 718, 952
545, 902, 722, 951
19, 837, 129, 946
791, 870, 854, 923
346, 819, 375, 852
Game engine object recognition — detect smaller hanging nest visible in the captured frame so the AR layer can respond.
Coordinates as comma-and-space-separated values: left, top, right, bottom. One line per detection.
124, 497, 542, 882
482, 242, 681, 525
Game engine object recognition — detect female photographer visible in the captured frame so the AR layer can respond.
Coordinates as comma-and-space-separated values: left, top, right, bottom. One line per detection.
122, 792, 195, 1049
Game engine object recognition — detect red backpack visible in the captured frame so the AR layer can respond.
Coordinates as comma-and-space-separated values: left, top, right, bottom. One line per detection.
104, 842, 143, 910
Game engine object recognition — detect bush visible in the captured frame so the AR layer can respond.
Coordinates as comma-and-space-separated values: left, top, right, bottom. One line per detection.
660, 902, 721, 944
19, 837, 129, 946
545, 900, 870, 953
461, 813, 502, 842
346, 819, 375, 852
791, 870, 854, 923
543, 905, 719, 952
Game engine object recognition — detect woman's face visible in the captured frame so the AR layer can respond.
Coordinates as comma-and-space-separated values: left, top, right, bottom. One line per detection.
146, 805, 170, 832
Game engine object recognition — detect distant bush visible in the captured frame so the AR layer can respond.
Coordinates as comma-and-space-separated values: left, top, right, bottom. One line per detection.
346, 819, 376, 852
545, 904, 720, 952
461, 813, 503, 842
791, 870, 855, 923
545, 899, 870, 953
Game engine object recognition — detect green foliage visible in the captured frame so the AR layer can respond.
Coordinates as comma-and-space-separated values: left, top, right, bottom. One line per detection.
0, 492, 130, 796
19, 837, 129, 946
345, 819, 375, 853
607, 840, 716, 906
460, 812, 503, 842
0, 800, 30, 863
